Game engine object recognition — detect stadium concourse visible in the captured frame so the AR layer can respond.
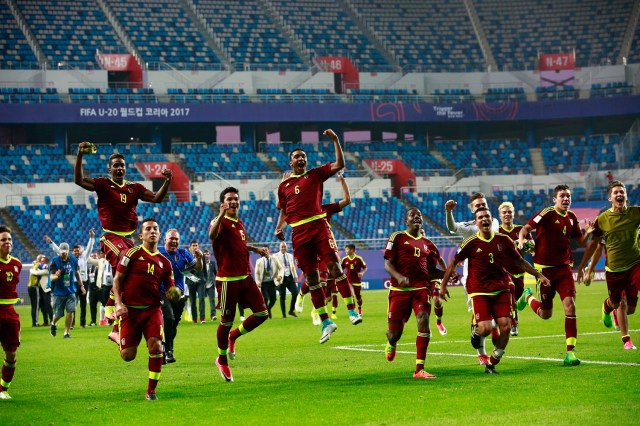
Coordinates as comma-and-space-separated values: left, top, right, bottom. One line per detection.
0, 0, 640, 303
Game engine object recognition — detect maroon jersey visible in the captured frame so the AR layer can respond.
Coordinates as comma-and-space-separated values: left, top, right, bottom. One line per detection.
455, 232, 520, 294
116, 245, 174, 307
0, 256, 21, 304
212, 216, 252, 279
341, 254, 367, 284
499, 224, 526, 275
425, 238, 441, 276
94, 177, 147, 235
384, 231, 430, 289
278, 163, 333, 226
527, 207, 583, 267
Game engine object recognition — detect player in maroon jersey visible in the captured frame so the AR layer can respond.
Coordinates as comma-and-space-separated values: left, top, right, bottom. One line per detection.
0, 226, 22, 400
498, 201, 534, 337
209, 187, 269, 383
75, 141, 173, 341
341, 244, 367, 315
441, 208, 549, 374
274, 129, 361, 344
113, 218, 179, 400
516, 184, 593, 366
75, 141, 173, 268
384, 207, 445, 379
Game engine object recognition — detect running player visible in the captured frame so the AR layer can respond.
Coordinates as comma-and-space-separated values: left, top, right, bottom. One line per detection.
517, 184, 593, 366
209, 187, 269, 382
341, 244, 367, 316
112, 218, 179, 400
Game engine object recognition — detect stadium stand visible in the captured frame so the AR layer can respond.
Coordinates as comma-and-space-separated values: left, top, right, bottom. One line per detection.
167, 88, 250, 104
192, 0, 305, 68
172, 142, 270, 177
434, 139, 533, 175
0, 87, 59, 103
349, 0, 484, 72
17, 0, 122, 67
539, 134, 618, 173
0, 1, 38, 65
474, 0, 633, 70
0, 144, 71, 183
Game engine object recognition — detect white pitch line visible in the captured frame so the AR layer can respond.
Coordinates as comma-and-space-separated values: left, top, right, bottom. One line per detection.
334, 346, 640, 367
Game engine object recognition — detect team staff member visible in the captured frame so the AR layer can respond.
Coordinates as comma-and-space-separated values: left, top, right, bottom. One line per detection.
48, 243, 85, 339
113, 218, 179, 401
0, 226, 22, 400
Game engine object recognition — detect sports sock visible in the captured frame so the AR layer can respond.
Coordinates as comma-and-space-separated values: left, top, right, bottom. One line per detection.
434, 302, 443, 321
622, 335, 631, 344
147, 351, 162, 393
216, 322, 232, 365
309, 283, 329, 321
490, 348, 505, 365
229, 312, 268, 341
416, 331, 430, 373
353, 285, 363, 307
603, 299, 614, 314
335, 275, 356, 310
0, 359, 16, 391
529, 296, 542, 317
565, 315, 577, 351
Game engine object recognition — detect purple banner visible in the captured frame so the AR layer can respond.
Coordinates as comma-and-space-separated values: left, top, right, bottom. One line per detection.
1, 96, 638, 124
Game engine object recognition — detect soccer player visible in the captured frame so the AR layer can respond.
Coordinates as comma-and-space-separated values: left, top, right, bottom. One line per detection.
582, 240, 637, 349
75, 141, 173, 341
445, 192, 500, 364
384, 207, 442, 379
113, 218, 179, 400
274, 129, 361, 344
420, 228, 449, 336
441, 207, 549, 373
158, 229, 202, 364
0, 226, 22, 400
209, 187, 269, 382
576, 180, 639, 349
341, 244, 367, 315
498, 201, 534, 336
517, 184, 593, 366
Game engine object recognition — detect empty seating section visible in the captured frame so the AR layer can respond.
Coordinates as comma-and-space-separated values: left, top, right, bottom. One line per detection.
475, 0, 633, 70
106, 0, 220, 66
432, 88, 474, 103
193, 0, 303, 68
17, 0, 121, 67
536, 86, 577, 101
629, 24, 640, 65
172, 143, 269, 176
167, 87, 249, 103
0, 2, 37, 65
485, 87, 526, 102
349, 141, 447, 175
347, 88, 418, 103
435, 139, 533, 174
269, 0, 388, 71
70, 87, 157, 103
399, 191, 467, 237
0, 144, 71, 183
539, 134, 617, 173
72, 143, 163, 181
492, 188, 552, 223
349, 0, 484, 72
0, 87, 59, 103
591, 82, 632, 98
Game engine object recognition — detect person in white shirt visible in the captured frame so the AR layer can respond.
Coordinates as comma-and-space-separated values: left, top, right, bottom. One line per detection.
45, 229, 95, 328
272, 242, 299, 318
255, 247, 284, 319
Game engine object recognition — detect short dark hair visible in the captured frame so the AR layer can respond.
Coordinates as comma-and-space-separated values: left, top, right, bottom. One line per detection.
474, 206, 491, 218
553, 184, 570, 197
72, 245, 81, 250
607, 180, 626, 197
139, 217, 158, 231
469, 192, 485, 203
345, 244, 355, 250
289, 147, 305, 160
108, 153, 125, 166
220, 187, 239, 203
190, 240, 198, 245
0, 225, 11, 234
405, 207, 421, 219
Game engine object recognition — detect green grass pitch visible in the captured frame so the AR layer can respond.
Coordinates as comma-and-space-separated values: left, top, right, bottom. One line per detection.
2, 283, 639, 425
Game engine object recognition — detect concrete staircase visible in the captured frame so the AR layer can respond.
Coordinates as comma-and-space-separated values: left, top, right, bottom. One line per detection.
529, 148, 547, 175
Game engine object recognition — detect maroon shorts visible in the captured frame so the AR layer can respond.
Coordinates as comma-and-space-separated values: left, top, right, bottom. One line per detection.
606, 263, 640, 306
291, 219, 339, 274
118, 306, 163, 350
216, 276, 267, 321
387, 287, 431, 328
100, 233, 135, 269
326, 279, 337, 295
0, 306, 20, 352
471, 291, 512, 323
538, 265, 576, 310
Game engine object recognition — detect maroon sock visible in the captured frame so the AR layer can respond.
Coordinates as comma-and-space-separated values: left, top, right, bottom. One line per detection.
565, 315, 577, 351
415, 331, 430, 373
603, 299, 614, 314
335, 275, 356, 310
147, 350, 163, 393
1, 359, 16, 391
216, 323, 232, 365
529, 297, 542, 317
434, 303, 443, 320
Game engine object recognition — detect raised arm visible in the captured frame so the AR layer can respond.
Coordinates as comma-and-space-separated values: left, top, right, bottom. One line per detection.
445, 200, 457, 232
141, 169, 173, 203
208, 202, 229, 240
574, 220, 595, 248
324, 129, 345, 175
337, 172, 351, 209
82, 229, 95, 262
517, 224, 533, 250
75, 141, 96, 191
44, 235, 60, 256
